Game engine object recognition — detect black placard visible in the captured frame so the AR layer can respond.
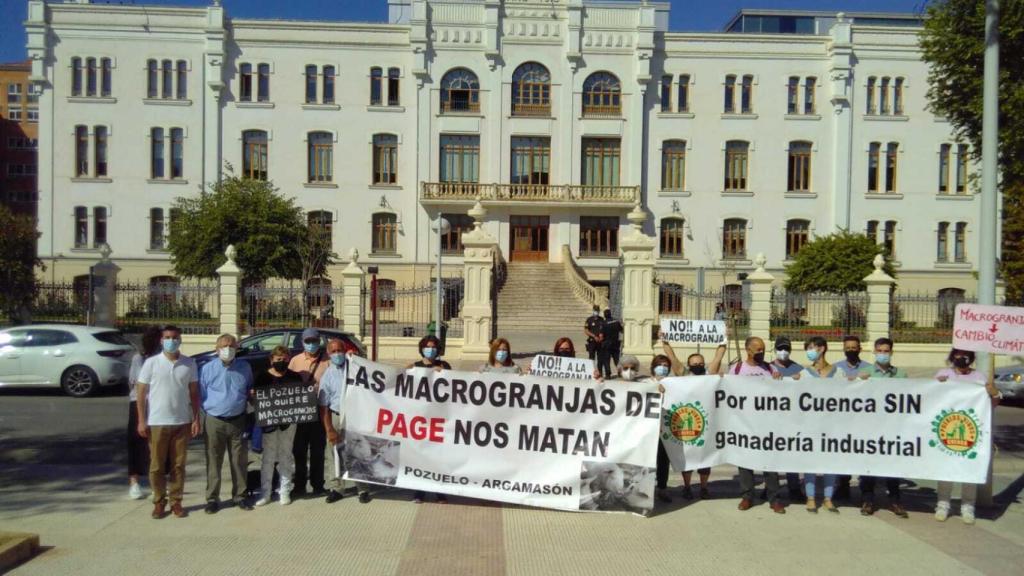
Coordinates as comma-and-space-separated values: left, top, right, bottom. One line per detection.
254, 383, 318, 427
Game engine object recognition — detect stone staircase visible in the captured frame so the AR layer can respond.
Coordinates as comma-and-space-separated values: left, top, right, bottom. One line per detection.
495, 262, 596, 333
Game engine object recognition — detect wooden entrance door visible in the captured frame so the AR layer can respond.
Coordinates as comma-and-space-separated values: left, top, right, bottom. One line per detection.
509, 215, 549, 261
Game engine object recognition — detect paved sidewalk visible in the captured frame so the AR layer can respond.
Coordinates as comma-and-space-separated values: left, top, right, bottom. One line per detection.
2, 440, 1023, 576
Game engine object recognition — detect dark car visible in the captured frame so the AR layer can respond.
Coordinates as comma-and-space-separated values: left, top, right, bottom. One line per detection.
192, 329, 366, 374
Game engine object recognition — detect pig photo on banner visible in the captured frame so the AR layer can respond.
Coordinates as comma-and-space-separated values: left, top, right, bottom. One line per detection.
342, 357, 661, 515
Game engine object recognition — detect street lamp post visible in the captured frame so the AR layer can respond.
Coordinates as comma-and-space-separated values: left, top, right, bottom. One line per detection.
432, 215, 451, 339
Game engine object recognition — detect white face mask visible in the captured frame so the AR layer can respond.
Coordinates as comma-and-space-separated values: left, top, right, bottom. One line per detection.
621, 369, 636, 380
218, 347, 236, 362
776, 349, 790, 361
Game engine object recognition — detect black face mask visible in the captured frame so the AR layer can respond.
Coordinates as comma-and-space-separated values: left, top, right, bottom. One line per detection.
953, 357, 971, 369
688, 365, 706, 376
556, 349, 573, 357
845, 351, 861, 364
271, 361, 288, 373
752, 352, 765, 364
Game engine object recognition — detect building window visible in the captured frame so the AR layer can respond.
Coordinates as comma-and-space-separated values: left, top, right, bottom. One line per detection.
868, 142, 881, 193
242, 130, 268, 181
786, 219, 810, 259
71, 57, 82, 96
955, 144, 968, 194
305, 65, 317, 103
936, 221, 949, 262
74, 206, 88, 248
94, 126, 108, 177
387, 67, 400, 106
323, 65, 336, 104
894, 77, 904, 115
579, 216, 619, 257
307, 132, 333, 183
239, 63, 252, 101
151, 128, 164, 179
257, 63, 270, 101
100, 58, 112, 97
510, 136, 549, 186
661, 140, 686, 191
939, 144, 951, 194
804, 77, 816, 114
879, 77, 890, 115
370, 67, 382, 105
954, 222, 967, 262
170, 128, 183, 178
308, 210, 333, 245
27, 110, 38, 123
372, 213, 398, 254
161, 59, 173, 99
659, 283, 683, 314
724, 75, 736, 113
581, 138, 620, 187
740, 75, 754, 113
723, 218, 747, 259
724, 140, 749, 191
512, 62, 551, 116
660, 218, 685, 259
75, 125, 89, 176
7, 82, 21, 104
376, 279, 396, 310
86, 57, 97, 97
866, 220, 879, 243
660, 75, 672, 112
787, 141, 812, 192
306, 277, 332, 310
786, 76, 799, 114
883, 220, 897, 259
677, 74, 690, 112
146, 60, 158, 98
866, 77, 876, 114
150, 208, 165, 250
372, 134, 398, 185
93, 206, 107, 248
885, 142, 898, 193
582, 72, 621, 117
440, 213, 474, 254
441, 68, 480, 113
440, 135, 481, 184
176, 60, 187, 100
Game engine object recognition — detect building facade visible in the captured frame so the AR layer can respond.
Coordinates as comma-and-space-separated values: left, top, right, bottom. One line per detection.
0, 60, 39, 216
25, 0, 986, 301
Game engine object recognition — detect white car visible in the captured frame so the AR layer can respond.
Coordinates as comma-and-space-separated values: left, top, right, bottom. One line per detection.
0, 324, 135, 397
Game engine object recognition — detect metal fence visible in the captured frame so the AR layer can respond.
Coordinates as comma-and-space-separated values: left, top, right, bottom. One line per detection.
656, 282, 751, 341
115, 280, 220, 334
0, 282, 90, 327
770, 289, 868, 342
363, 276, 464, 339
241, 280, 345, 333
890, 290, 975, 344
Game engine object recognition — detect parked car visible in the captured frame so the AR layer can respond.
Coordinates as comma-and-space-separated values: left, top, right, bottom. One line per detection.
0, 324, 135, 397
995, 365, 1024, 406
192, 328, 366, 375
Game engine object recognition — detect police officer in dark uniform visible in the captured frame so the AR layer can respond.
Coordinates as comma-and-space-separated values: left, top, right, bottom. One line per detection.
584, 305, 604, 361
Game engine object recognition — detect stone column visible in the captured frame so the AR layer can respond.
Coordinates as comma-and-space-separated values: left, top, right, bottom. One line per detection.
745, 253, 774, 343
863, 254, 896, 344
620, 204, 657, 361
461, 202, 497, 361
90, 244, 120, 328
341, 248, 366, 339
215, 245, 240, 337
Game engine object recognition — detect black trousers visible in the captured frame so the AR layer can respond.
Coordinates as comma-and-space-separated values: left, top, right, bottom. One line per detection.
292, 421, 326, 492
860, 476, 901, 503
126, 401, 150, 477
656, 441, 670, 489
597, 351, 612, 379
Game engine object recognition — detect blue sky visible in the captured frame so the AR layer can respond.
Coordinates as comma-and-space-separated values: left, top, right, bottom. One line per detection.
0, 0, 927, 64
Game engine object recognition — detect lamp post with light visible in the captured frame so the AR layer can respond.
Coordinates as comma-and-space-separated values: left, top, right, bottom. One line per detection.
431, 215, 451, 339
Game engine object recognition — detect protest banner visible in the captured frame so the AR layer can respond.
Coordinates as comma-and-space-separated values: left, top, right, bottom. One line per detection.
660, 375, 992, 483
660, 319, 726, 345
952, 303, 1024, 355
530, 354, 595, 380
342, 357, 661, 514
253, 383, 318, 427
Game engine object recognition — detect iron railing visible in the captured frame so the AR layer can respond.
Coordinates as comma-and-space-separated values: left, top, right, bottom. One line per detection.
890, 290, 975, 344
115, 280, 219, 334
770, 289, 868, 342
657, 283, 751, 341
242, 281, 344, 333
0, 282, 90, 327
363, 276, 465, 339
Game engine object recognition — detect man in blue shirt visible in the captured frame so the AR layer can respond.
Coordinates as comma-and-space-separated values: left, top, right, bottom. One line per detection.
199, 334, 254, 513
320, 338, 372, 504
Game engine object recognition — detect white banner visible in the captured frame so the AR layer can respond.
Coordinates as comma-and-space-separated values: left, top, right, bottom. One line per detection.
953, 302, 1024, 355
342, 357, 661, 514
530, 354, 595, 380
661, 375, 993, 483
660, 319, 726, 345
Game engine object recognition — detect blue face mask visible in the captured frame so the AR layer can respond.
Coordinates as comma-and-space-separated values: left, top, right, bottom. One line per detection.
330, 353, 347, 367
654, 365, 670, 378
162, 338, 180, 354
875, 353, 891, 365
303, 342, 320, 354
422, 347, 438, 360
806, 349, 820, 362
495, 350, 509, 363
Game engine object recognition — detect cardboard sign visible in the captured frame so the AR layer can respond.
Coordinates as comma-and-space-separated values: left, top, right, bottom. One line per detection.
254, 383, 318, 427
952, 303, 1024, 355
660, 319, 727, 345
530, 355, 595, 380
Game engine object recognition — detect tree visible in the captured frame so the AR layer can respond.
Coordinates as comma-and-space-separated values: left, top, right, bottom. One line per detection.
0, 205, 44, 322
920, 0, 1024, 300
296, 220, 338, 322
784, 231, 896, 293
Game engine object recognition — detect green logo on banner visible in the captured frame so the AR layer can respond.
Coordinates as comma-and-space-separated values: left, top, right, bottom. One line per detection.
929, 408, 982, 459
663, 401, 708, 447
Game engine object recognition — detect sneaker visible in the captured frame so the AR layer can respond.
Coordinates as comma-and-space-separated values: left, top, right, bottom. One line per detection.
128, 483, 145, 500
358, 491, 372, 504
962, 504, 975, 525
280, 492, 292, 506
934, 502, 950, 522
254, 496, 271, 507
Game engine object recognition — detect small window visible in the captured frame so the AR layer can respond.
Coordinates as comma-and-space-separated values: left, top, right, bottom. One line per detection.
723, 218, 747, 259
150, 208, 165, 250
677, 74, 690, 112
785, 219, 810, 259
787, 141, 812, 192
176, 60, 187, 99
724, 75, 735, 113
894, 77, 904, 115
307, 131, 333, 183
74, 206, 88, 248
582, 72, 620, 117
93, 206, 107, 248
239, 63, 252, 101
71, 57, 83, 96
660, 75, 672, 112
257, 63, 270, 101
441, 68, 480, 113
954, 222, 967, 262
579, 216, 619, 258
866, 220, 879, 243
804, 77, 815, 114
308, 210, 333, 246
151, 127, 165, 179
161, 59, 173, 99
440, 213, 474, 254
938, 143, 951, 194
372, 213, 398, 254
146, 59, 158, 98
75, 125, 89, 176
170, 128, 184, 179
866, 77, 876, 114
242, 130, 269, 181
867, 142, 881, 193
372, 134, 398, 185
100, 58, 112, 97
885, 142, 898, 193
740, 75, 754, 113
661, 140, 686, 191
660, 218, 685, 258
387, 67, 400, 106
305, 65, 318, 104
883, 220, 897, 259
787, 76, 799, 114
370, 67, 382, 106
955, 144, 968, 194
323, 65, 336, 104
86, 57, 97, 97
659, 283, 683, 314
94, 126, 108, 177
879, 77, 891, 115
724, 140, 749, 191
936, 221, 949, 262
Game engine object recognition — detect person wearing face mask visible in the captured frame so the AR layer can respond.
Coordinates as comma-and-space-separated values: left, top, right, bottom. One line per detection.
198, 334, 254, 514
253, 346, 302, 506
552, 337, 577, 358
320, 339, 372, 504
407, 335, 451, 503
135, 325, 200, 519
677, 353, 716, 499
481, 338, 521, 374
933, 348, 1002, 524
584, 306, 605, 361
643, 355, 675, 503
799, 336, 838, 513
289, 327, 328, 497
596, 309, 623, 380
768, 337, 804, 500
801, 337, 834, 378
832, 335, 871, 381
856, 337, 909, 518
126, 325, 163, 500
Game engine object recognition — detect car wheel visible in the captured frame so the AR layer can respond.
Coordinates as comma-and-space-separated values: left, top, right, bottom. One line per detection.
61, 365, 99, 397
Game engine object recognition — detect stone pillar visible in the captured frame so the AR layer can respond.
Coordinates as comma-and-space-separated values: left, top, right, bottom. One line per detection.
745, 253, 774, 343
341, 248, 366, 339
215, 245, 241, 337
620, 204, 657, 361
995, 279, 1006, 305
863, 254, 896, 344
461, 202, 497, 361
90, 244, 120, 328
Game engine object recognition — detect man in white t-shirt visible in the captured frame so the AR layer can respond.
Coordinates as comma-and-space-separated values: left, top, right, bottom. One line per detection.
136, 325, 200, 520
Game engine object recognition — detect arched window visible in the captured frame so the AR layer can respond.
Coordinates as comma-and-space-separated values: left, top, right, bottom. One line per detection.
937, 287, 966, 327
376, 279, 396, 310
242, 130, 268, 181
73, 206, 88, 248
582, 71, 620, 116
306, 277, 332, 310
239, 63, 252, 101
785, 219, 810, 259
307, 210, 333, 245
372, 134, 398, 184
722, 218, 747, 259
724, 140, 749, 191
660, 217, 685, 259
787, 141, 812, 192
149, 275, 179, 308
512, 62, 550, 116
661, 140, 686, 191
372, 213, 398, 254
723, 283, 744, 313
307, 131, 333, 182
441, 68, 480, 113
659, 283, 683, 314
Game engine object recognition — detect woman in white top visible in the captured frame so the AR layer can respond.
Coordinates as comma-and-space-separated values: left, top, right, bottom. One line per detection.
933, 348, 1002, 524
126, 326, 162, 499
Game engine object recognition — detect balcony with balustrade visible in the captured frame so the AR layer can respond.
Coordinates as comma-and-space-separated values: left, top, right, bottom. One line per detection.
419, 182, 639, 208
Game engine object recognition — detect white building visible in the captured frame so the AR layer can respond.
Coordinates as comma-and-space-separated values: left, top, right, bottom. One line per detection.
25, 0, 986, 306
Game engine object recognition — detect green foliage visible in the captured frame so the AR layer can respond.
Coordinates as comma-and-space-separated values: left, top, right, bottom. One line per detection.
0, 205, 44, 321
920, 0, 1024, 300
167, 173, 312, 283
784, 231, 895, 293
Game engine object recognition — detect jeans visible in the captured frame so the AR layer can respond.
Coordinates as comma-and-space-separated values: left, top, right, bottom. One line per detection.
804, 474, 837, 500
